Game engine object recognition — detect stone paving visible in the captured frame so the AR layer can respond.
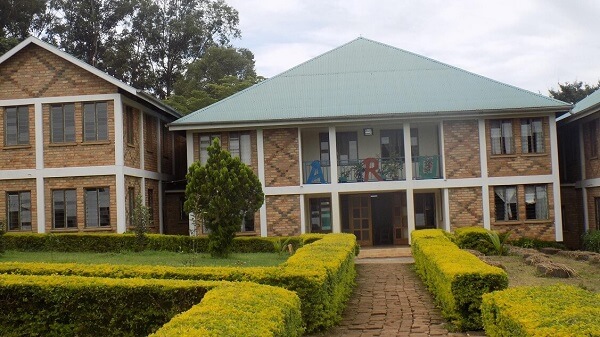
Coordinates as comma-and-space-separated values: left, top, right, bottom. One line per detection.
307, 259, 485, 337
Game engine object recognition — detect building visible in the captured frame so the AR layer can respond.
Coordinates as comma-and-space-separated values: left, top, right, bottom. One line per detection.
170, 38, 570, 245
0, 37, 186, 234
558, 89, 600, 248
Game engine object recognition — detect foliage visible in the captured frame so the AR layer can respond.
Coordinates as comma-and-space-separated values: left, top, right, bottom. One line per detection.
411, 229, 508, 331
486, 230, 511, 256
0, 0, 46, 54
548, 80, 600, 104
273, 237, 294, 256
582, 230, 600, 253
185, 138, 264, 257
454, 226, 496, 255
130, 194, 151, 251
0, 219, 5, 254
481, 284, 600, 337
510, 237, 566, 250
150, 283, 304, 337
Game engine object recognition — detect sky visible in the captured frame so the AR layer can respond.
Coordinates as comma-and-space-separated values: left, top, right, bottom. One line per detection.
226, 0, 600, 95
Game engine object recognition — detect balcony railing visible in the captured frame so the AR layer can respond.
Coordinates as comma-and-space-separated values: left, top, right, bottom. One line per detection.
303, 155, 440, 184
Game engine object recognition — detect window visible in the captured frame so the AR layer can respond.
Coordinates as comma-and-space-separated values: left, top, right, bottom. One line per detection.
199, 134, 220, 165
83, 102, 108, 141
51, 103, 75, 143
494, 186, 518, 221
525, 185, 548, 220
147, 189, 154, 223
319, 133, 330, 164
589, 120, 598, 158
595, 198, 600, 231
240, 212, 255, 232
410, 128, 419, 157
490, 120, 514, 155
85, 188, 110, 227
310, 198, 332, 233
127, 187, 135, 227
52, 189, 77, 229
229, 132, 251, 165
336, 132, 358, 164
521, 119, 544, 153
125, 106, 134, 145
7, 191, 32, 231
381, 129, 404, 158
4, 106, 29, 146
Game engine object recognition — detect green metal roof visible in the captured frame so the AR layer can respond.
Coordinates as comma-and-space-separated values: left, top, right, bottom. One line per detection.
572, 89, 600, 114
172, 37, 569, 127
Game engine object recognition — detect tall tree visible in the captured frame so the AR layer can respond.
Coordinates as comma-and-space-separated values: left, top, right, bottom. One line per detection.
0, 0, 47, 54
549, 80, 600, 104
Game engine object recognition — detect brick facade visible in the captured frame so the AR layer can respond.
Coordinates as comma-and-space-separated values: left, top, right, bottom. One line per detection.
586, 186, 600, 232
124, 106, 141, 169
561, 186, 584, 249
0, 179, 37, 232
582, 118, 600, 179
266, 195, 301, 236
161, 121, 173, 174
0, 104, 36, 169
264, 128, 299, 187
164, 192, 189, 235
144, 114, 158, 172
448, 187, 483, 229
486, 117, 552, 177
443, 120, 481, 179
145, 179, 160, 233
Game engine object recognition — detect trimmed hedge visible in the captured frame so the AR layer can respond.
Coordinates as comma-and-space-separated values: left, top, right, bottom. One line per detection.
481, 285, 600, 337
411, 229, 508, 331
150, 282, 304, 337
0, 274, 220, 337
0, 233, 356, 333
3, 232, 324, 253
453, 226, 496, 255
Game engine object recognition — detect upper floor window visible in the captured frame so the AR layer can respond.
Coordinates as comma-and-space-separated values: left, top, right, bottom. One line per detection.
229, 132, 251, 165
125, 106, 134, 145
85, 187, 110, 227
521, 118, 544, 153
494, 186, 517, 221
490, 120, 514, 155
4, 106, 29, 146
589, 120, 598, 158
83, 102, 108, 142
199, 134, 220, 165
51, 103, 76, 143
147, 188, 154, 223
7, 191, 32, 231
336, 132, 358, 164
525, 185, 548, 220
52, 189, 77, 229
127, 187, 135, 227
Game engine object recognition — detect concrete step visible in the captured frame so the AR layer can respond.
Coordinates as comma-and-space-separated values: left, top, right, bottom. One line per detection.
357, 246, 412, 259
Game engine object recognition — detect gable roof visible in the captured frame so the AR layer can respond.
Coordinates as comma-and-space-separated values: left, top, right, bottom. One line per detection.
171, 37, 569, 129
560, 88, 600, 123
0, 36, 181, 119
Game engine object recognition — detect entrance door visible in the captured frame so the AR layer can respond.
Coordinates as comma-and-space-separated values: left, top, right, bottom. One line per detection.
414, 193, 436, 229
371, 194, 393, 245
392, 192, 409, 245
348, 195, 372, 246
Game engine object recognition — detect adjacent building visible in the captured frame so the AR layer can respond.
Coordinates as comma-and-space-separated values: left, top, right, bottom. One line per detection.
170, 38, 571, 245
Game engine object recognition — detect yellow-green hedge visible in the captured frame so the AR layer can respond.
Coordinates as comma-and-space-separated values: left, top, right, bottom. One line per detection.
481, 285, 600, 337
411, 229, 508, 331
0, 233, 355, 333
150, 282, 304, 337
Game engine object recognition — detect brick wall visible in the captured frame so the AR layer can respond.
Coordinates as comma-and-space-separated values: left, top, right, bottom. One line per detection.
161, 121, 173, 175
124, 176, 142, 229
44, 176, 117, 232
0, 104, 36, 169
43, 101, 116, 168
144, 115, 158, 172
586, 186, 600, 232
489, 183, 555, 241
145, 179, 160, 233
164, 192, 189, 235
0, 179, 37, 232
561, 186, 584, 249
486, 117, 552, 177
448, 187, 483, 229
0, 44, 117, 100
582, 119, 600, 179
443, 120, 481, 179
266, 194, 301, 236
124, 106, 141, 169
264, 128, 299, 187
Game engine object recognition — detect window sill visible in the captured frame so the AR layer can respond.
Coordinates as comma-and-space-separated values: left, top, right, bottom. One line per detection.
7, 229, 34, 232
493, 220, 521, 225
2, 144, 32, 150
82, 227, 113, 232
521, 153, 547, 157
82, 141, 111, 146
490, 154, 517, 159
524, 219, 551, 224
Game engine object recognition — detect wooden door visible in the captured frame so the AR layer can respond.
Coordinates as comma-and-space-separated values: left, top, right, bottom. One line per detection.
392, 192, 408, 245
348, 195, 372, 246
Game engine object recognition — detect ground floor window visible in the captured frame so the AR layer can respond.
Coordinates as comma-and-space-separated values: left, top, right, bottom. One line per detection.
7, 191, 32, 231
494, 186, 517, 221
52, 189, 77, 229
241, 212, 255, 232
85, 188, 110, 227
310, 198, 332, 233
525, 185, 548, 220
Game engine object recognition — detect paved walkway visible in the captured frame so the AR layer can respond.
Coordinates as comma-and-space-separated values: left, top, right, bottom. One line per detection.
308, 259, 484, 337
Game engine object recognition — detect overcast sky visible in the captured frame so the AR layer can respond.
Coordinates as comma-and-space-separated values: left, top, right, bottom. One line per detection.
226, 0, 600, 95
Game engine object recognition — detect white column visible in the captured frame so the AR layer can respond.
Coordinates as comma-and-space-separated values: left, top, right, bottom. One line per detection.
114, 96, 126, 234
579, 123, 589, 232
549, 115, 563, 241
439, 121, 446, 179
479, 118, 491, 230
403, 123, 413, 181
158, 180, 164, 234
114, 96, 124, 167
186, 130, 194, 168
328, 126, 338, 184
139, 111, 145, 169
257, 128, 268, 237
116, 172, 126, 233
299, 195, 306, 234
331, 191, 341, 233
403, 123, 415, 242
443, 188, 450, 231
36, 177, 45, 233
406, 190, 415, 244
34, 102, 45, 233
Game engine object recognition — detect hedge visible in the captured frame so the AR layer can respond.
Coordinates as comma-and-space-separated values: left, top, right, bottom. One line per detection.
3, 233, 324, 253
453, 226, 496, 255
0, 274, 220, 337
481, 285, 600, 337
150, 283, 304, 337
0, 233, 356, 333
411, 229, 508, 331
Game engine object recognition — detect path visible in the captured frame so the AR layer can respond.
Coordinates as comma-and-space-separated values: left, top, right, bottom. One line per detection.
308, 259, 484, 337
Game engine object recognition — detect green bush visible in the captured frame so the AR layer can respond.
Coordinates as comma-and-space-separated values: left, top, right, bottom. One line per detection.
411, 229, 508, 331
582, 230, 600, 253
453, 226, 496, 255
0, 219, 6, 254
481, 284, 600, 337
150, 283, 304, 337
510, 237, 566, 250
0, 274, 219, 337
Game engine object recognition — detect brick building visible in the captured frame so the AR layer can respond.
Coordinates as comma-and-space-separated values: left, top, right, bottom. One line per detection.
0, 37, 186, 234
558, 89, 600, 248
170, 38, 570, 245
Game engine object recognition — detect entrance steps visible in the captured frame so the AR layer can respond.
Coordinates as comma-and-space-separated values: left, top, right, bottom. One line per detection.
357, 246, 412, 259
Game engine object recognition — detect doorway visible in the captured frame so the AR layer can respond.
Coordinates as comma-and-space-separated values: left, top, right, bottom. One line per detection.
371, 194, 393, 245
414, 193, 436, 229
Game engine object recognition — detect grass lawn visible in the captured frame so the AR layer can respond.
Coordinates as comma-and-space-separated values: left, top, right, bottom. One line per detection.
0, 250, 289, 267
485, 254, 600, 292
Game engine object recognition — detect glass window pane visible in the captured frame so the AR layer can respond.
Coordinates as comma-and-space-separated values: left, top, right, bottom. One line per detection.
5, 107, 17, 145
64, 104, 75, 142
96, 102, 108, 140
83, 103, 96, 141
85, 189, 98, 227
66, 190, 77, 228
240, 133, 251, 165
17, 107, 29, 144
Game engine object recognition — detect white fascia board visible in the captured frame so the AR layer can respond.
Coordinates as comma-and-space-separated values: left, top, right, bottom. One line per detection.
581, 178, 600, 188
123, 167, 173, 181
0, 94, 120, 106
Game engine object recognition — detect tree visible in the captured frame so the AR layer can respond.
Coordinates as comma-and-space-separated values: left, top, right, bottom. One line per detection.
184, 138, 263, 257
0, 0, 47, 54
549, 80, 600, 104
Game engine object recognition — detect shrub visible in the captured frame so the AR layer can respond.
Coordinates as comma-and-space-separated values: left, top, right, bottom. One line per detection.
0, 219, 5, 254
150, 283, 304, 337
510, 237, 566, 250
131, 194, 151, 251
411, 229, 508, 331
486, 230, 511, 256
481, 284, 600, 337
582, 230, 600, 253
454, 226, 496, 255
